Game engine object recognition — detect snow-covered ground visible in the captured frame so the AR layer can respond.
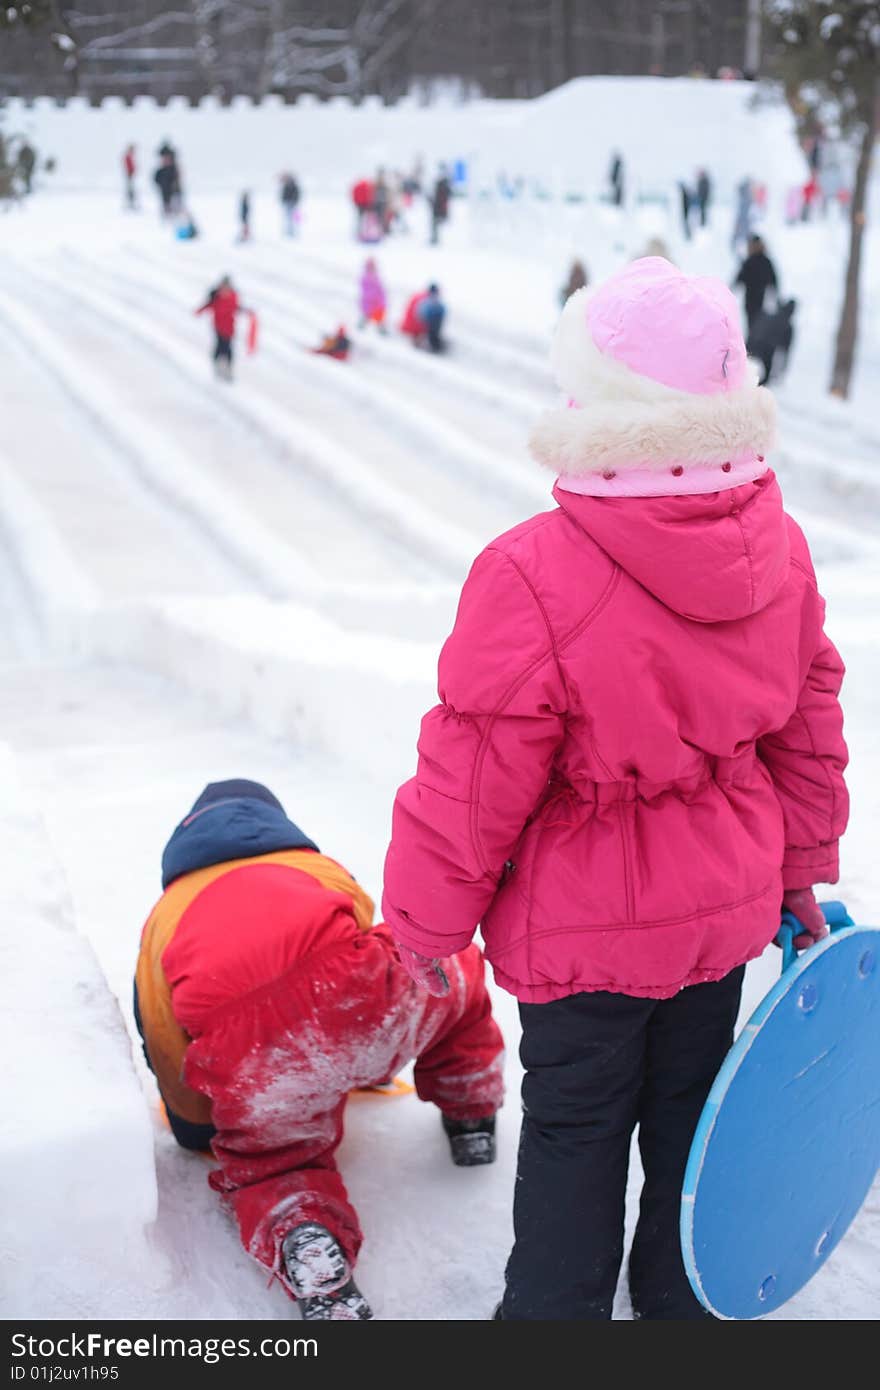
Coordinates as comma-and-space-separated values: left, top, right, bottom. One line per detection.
1, 78, 878, 1320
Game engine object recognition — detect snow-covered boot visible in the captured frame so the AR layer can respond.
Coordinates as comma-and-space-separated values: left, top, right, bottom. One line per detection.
282, 1222, 372, 1321
442, 1114, 497, 1167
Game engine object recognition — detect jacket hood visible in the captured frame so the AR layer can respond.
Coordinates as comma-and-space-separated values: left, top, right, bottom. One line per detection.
161, 779, 318, 888
553, 470, 791, 623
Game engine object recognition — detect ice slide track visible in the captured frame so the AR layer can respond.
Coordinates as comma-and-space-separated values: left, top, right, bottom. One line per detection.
0, 317, 254, 603
100, 244, 551, 523
108, 242, 880, 569
246, 240, 558, 391
0, 275, 316, 601
259, 241, 880, 496
7, 256, 477, 584
0, 462, 46, 663
141, 237, 880, 558
0, 270, 460, 640
123, 240, 552, 435
63, 249, 532, 549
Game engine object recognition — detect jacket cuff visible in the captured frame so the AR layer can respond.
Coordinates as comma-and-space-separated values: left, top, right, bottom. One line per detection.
782, 843, 839, 891
380, 896, 475, 960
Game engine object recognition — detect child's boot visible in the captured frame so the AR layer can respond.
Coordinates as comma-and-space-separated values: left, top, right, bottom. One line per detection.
442, 1114, 497, 1167
282, 1222, 372, 1321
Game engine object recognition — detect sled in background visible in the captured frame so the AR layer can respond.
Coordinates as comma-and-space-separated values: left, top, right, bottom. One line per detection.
682, 901, 880, 1319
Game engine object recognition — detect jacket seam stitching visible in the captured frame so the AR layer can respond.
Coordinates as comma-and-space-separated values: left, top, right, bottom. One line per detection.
789, 556, 818, 590
732, 510, 756, 612
491, 547, 565, 689
487, 881, 777, 958
795, 707, 838, 843
468, 567, 620, 874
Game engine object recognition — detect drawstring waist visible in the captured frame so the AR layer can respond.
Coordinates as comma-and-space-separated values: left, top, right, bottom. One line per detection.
542, 753, 763, 821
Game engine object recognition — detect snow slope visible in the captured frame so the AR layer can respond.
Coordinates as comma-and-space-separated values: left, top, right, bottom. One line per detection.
0, 78, 878, 1320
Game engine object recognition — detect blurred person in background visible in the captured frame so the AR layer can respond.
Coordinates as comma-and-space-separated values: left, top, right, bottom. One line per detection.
16, 140, 36, 195
733, 234, 778, 338
280, 171, 301, 236
374, 168, 391, 236
238, 189, 251, 243
695, 168, 712, 227
747, 298, 797, 386
122, 144, 137, 210
401, 283, 447, 352
195, 275, 254, 381
154, 151, 180, 219
559, 258, 589, 308
608, 150, 624, 207
430, 165, 452, 245
731, 177, 753, 254
359, 258, 388, 333
678, 180, 694, 240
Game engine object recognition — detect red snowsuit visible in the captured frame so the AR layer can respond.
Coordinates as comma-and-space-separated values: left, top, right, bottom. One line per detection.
400, 291, 430, 340
196, 287, 241, 339
352, 178, 375, 210
135, 792, 504, 1300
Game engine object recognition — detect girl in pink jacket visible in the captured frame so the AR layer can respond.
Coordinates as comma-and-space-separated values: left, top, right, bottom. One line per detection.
383, 257, 848, 1320
358, 257, 387, 332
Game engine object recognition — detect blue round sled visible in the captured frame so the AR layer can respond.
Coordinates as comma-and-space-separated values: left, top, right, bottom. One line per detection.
681, 902, 880, 1319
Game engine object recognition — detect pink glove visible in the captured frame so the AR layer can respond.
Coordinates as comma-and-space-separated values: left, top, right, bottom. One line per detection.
396, 944, 450, 997
782, 888, 828, 950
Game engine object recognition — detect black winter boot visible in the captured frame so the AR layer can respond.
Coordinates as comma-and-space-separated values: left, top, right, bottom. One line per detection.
282, 1222, 372, 1321
442, 1114, 497, 1166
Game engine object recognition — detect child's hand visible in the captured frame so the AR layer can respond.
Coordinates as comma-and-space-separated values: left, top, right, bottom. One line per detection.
781, 888, 828, 949
396, 943, 450, 997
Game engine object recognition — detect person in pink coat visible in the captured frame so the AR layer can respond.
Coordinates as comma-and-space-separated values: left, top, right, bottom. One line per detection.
383, 257, 848, 1320
358, 257, 388, 333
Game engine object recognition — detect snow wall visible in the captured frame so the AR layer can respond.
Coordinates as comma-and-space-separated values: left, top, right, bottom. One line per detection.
3, 77, 807, 197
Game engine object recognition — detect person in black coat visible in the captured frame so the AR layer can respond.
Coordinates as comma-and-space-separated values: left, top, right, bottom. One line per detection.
280, 172, 300, 236
239, 190, 251, 242
696, 168, 711, 226
747, 299, 796, 386
430, 167, 452, 245
678, 181, 693, 240
733, 235, 778, 337
609, 151, 624, 206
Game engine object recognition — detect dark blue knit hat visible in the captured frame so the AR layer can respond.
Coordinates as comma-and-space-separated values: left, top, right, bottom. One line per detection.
190, 779, 285, 815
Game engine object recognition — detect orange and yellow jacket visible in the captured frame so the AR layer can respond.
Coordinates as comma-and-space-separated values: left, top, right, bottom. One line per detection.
133, 782, 373, 1144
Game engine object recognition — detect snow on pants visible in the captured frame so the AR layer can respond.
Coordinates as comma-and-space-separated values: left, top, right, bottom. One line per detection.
182, 931, 504, 1295
501, 965, 744, 1320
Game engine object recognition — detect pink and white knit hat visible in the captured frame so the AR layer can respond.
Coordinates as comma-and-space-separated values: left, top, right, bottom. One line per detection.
530, 257, 776, 498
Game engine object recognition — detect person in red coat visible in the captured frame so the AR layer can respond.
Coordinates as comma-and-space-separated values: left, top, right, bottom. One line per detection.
194, 276, 253, 380
134, 779, 504, 1320
351, 176, 375, 240
122, 144, 137, 209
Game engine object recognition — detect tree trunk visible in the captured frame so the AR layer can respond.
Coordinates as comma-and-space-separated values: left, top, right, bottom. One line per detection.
829, 119, 876, 399
550, 0, 574, 89
743, 0, 762, 80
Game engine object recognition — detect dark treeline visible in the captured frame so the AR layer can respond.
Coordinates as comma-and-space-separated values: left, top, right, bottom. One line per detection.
1, 1, 761, 104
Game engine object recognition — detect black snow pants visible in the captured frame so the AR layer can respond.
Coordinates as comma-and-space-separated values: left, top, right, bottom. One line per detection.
501, 965, 744, 1320
213, 334, 233, 366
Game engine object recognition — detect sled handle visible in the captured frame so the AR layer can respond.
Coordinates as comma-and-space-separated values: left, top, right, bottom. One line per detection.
777, 900, 855, 972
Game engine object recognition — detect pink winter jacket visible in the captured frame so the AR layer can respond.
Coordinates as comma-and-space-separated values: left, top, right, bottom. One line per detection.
382, 472, 848, 1002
